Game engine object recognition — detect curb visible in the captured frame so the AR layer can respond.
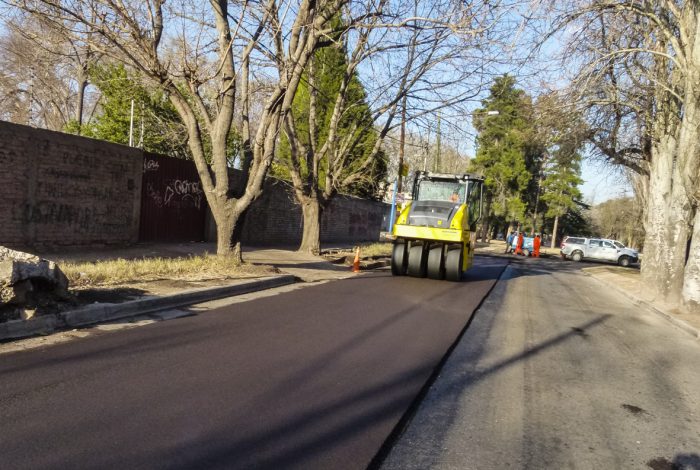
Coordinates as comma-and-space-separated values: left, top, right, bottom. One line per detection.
363, 260, 390, 270
1, 275, 296, 342
0, 315, 60, 341
583, 271, 700, 339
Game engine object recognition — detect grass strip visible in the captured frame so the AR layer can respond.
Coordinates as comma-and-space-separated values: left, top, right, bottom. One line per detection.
62, 254, 277, 287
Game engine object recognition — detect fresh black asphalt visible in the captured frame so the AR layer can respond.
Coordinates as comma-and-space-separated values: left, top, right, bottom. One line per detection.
0, 256, 507, 470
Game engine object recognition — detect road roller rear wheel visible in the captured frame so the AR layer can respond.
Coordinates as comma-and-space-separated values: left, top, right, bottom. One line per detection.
445, 246, 464, 282
427, 244, 445, 280
407, 244, 428, 277
391, 241, 408, 275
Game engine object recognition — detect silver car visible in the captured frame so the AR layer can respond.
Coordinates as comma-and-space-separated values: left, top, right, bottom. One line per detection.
560, 237, 639, 267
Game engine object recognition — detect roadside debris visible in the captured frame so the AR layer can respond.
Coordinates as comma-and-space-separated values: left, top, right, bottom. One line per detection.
0, 246, 73, 322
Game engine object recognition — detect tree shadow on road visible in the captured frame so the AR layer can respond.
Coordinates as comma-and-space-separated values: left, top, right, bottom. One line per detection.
380, 309, 613, 469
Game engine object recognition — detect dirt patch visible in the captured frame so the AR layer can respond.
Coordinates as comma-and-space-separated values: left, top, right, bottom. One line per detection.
74, 287, 148, 304
0, 298, 76, 323
647, 457, 680, 470
321, 250, 389, 268
621, 403, 647, 416
70, 277, 264, 305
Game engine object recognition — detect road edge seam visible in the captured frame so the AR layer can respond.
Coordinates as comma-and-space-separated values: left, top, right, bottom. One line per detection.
367, 261, 512, 469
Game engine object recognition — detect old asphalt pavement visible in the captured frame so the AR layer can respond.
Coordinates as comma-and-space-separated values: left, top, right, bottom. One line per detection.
381, 256, 700, 469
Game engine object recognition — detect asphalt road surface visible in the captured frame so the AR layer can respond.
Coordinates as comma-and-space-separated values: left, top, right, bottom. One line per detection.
382, 257, 700, 469
0, 256, 507, 470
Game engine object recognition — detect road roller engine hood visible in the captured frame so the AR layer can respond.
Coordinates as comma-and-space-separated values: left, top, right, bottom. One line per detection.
402, 200, 465, 229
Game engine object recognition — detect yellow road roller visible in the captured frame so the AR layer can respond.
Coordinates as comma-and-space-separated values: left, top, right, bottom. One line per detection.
391, 171, 484, 281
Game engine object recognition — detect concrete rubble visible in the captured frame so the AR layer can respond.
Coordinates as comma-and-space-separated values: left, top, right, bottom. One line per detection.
0, 246, 71, 321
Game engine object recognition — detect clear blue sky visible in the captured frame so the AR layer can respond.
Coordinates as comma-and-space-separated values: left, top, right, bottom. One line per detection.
579, 158, 631, 204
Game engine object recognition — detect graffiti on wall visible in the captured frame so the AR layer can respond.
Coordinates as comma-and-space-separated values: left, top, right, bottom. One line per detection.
164, 179, 203, 209
146, 179, 203, 210
12, 202, 134, 236
139, 154, 206, 242
143, 159, 160, 172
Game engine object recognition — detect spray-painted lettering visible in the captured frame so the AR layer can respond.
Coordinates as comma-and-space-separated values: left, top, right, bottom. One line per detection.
164, 179, 203, 209
143, 159, 160, 172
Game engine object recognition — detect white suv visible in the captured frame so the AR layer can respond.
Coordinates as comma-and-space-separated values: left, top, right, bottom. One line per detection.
560, 237, 639, 267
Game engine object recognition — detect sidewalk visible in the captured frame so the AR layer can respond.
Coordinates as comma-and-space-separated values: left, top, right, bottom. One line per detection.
37, 242, 361, 283
582, 265, 700, 337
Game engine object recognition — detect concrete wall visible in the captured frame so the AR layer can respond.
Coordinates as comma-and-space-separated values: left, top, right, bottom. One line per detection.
0, 121, 142, 248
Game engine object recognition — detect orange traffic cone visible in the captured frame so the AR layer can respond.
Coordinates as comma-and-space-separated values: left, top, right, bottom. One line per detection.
352, 246, 361, 273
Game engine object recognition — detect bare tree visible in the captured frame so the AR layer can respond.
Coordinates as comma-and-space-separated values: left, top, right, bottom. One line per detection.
281, 0, 522, 253
0, 12, 97, 131
549, 1, 700, 311
7, 0, 348, 259
590, 196, 644, 249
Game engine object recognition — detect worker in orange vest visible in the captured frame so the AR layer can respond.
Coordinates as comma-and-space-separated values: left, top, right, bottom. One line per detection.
515, 231, 524, 255
533, 233, 541, 258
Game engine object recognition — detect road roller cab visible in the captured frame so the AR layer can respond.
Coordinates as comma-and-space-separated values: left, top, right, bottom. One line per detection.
391, 171, 484, 281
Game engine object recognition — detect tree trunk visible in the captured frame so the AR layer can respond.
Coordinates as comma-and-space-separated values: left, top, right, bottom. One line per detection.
212, 200, 244, 262
479, 198, 492, 242
75, 78, 87, 135
299, 196, 322, 255
641, 132, 691, 304
678, 68, 700, 311
682, 206, 700, 312
480, 219, 491, 243
550, 215, 559, 249
532, 172, 542, 235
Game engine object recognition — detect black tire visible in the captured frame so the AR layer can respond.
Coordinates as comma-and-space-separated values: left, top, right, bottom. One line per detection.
572, 251, 583, 262
445, 247, 464, 282
391, 241, 408, 275
618, 255, 630, 267
427, 244, 445, 280
407, 244, 428, 277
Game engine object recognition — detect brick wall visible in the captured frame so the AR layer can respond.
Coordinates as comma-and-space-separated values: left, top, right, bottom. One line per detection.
206, 172, 390, 246
0, 121, 142, 247
0, 120, 388, 249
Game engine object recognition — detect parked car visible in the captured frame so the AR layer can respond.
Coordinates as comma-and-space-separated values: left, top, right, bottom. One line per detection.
560, 236, 639, 267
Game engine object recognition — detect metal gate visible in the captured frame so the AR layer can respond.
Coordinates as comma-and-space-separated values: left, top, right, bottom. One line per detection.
139, 153, 207, 242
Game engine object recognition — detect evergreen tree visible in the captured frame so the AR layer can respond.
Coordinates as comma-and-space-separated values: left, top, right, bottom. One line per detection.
472, 75, 534, 238
526, 91, 588, 235
275, 17, 389, 253
540, 157, 584, 247
275, 27, 387, 200
66, 64, 190, 158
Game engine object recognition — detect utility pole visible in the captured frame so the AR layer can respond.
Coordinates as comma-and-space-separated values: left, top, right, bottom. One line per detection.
434, 111, 441, 172
128, 99, 135, 147
27, 70, 34, 126
397, 94, 408, 193
138, 102, 145, 148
